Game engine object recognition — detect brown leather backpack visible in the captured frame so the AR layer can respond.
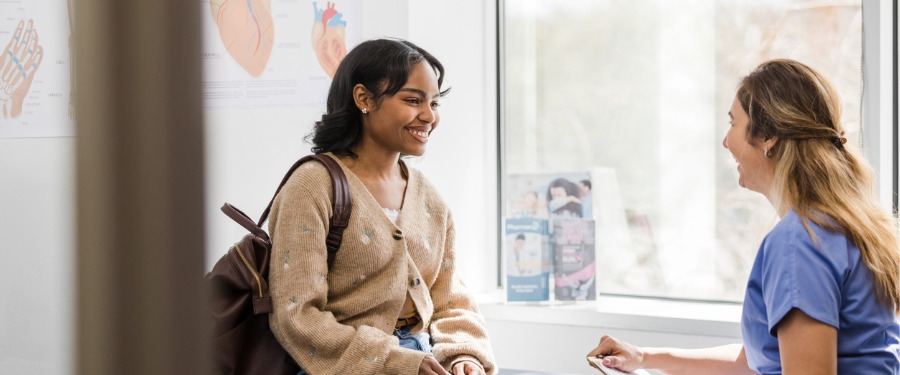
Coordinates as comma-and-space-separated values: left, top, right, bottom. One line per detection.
206, 154, 352, 375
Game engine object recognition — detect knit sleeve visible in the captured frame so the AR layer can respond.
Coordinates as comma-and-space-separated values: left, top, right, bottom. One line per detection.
267, 167, 425, 375
428, 211, 497, 374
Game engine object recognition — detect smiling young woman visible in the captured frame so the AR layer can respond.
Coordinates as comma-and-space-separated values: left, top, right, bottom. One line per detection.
267, 39, 495, 375
351, 59, 442, 159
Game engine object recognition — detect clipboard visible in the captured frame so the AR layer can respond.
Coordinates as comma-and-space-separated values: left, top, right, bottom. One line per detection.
586, 356, 651, 375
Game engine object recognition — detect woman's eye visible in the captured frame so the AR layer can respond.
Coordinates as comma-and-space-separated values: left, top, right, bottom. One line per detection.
405, 98, 420, 105
431, 102, 441, 109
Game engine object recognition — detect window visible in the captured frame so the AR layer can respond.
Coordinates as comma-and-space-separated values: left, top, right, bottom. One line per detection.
500, 0, 864, 302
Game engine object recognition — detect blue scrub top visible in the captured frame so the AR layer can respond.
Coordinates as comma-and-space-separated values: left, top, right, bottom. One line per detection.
741, 210, 900, 374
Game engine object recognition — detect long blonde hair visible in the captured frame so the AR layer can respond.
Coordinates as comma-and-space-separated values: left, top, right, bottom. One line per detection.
737, 59, 900, 313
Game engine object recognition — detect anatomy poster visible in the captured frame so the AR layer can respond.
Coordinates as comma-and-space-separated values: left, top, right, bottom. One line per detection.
0, 0, 74, 138
202, 0, 363, 107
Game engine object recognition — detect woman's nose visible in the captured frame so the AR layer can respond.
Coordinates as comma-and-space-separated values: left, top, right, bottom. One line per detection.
420, 104, 439, 124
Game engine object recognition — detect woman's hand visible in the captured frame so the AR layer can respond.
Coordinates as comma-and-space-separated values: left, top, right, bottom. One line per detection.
419, 354, 451, 375
452, 359, 486, 375
586, 335, 645, 372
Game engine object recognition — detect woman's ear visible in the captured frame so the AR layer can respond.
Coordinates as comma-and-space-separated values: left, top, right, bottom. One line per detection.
764, 136, 779, 153
353, 84, 369, 111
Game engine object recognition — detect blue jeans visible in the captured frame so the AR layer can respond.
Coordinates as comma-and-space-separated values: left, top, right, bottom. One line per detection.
297, 326, 432, 374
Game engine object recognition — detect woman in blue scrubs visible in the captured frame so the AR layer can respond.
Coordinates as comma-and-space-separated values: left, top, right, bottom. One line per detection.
587, 59, 900, 374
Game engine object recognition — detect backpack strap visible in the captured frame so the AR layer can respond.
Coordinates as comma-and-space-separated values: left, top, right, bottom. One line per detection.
221, 203, 270, 242
257, 153, 352, 269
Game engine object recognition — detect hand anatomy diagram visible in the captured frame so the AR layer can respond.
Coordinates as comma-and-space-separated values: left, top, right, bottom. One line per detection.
1, 19, 44, 119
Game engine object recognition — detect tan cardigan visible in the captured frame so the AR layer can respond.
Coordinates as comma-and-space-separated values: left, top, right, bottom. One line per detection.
268, 154, 496, 375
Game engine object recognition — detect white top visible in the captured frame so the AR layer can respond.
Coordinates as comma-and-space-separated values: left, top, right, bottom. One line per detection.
382, 207, 400, 223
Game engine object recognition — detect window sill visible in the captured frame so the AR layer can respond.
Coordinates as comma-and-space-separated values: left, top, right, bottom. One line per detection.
476, 291, 743, 339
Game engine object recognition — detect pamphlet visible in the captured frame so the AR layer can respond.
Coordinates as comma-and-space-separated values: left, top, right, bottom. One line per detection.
505, 218, 551, 302
506, 171, 593, 220
552, 218, 596, 301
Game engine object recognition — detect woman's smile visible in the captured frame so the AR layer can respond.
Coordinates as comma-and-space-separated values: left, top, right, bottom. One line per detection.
406, 126, 431, 143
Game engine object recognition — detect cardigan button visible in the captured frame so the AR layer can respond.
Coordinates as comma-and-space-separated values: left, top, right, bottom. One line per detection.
392, 230, 403, 240
410, 278, 421, 287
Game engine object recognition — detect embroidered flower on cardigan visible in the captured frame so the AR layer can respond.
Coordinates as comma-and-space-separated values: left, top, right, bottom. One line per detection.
351, 274, 366, 285
422, 233, 431, 250
283, 251, 292, 269
288, 296, 298, 310
361, 228, 374, 245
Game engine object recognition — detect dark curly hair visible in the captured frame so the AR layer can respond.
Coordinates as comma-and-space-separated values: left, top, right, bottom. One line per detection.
307, 39, 449, 158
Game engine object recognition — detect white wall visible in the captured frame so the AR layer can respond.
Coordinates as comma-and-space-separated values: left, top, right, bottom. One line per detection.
480, 298, 743, 374
407, 0, 499, 292
0, 138, 74, 375
487, 320, 737, 375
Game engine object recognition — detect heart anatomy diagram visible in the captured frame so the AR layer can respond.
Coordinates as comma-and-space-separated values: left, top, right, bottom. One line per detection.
311, 1, 347, 78
209, 0, 275, 77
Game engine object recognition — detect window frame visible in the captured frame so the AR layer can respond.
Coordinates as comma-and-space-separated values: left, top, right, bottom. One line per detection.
492, 0, 898, 300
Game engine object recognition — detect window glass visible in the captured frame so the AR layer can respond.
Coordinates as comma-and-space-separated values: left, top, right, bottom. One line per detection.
501, 0, 862, 301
